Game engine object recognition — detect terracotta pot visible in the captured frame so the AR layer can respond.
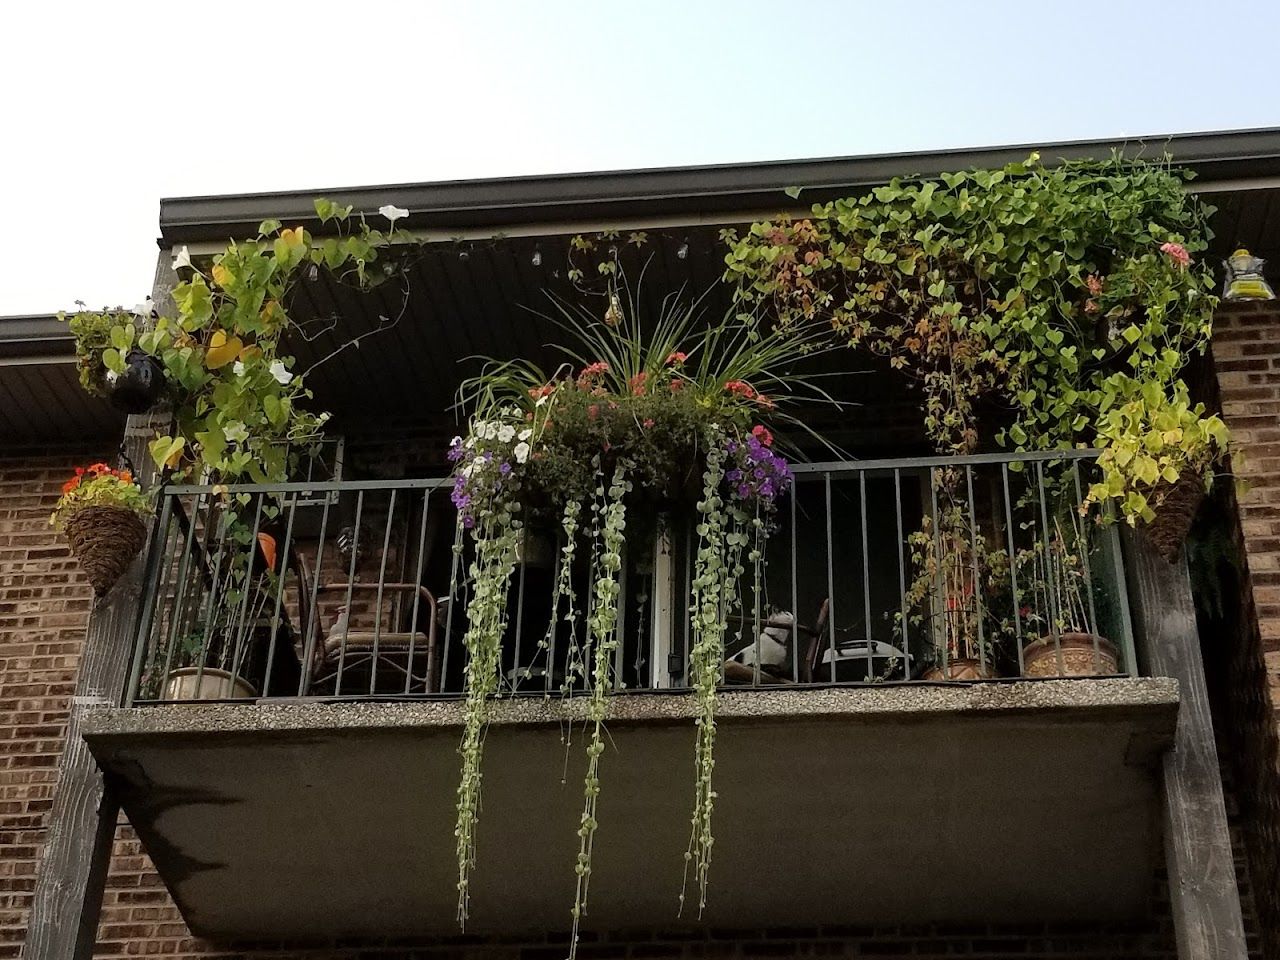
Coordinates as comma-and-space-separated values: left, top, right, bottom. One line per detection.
1022, 633, 1118, 677
163, 667, 257, 701
64, 505, 148, 596
109, 349, 167, 414
922, 658, 998, 681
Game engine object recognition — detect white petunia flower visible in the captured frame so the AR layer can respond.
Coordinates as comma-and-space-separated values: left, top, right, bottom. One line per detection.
518, 428, 532, 441
513, 441, 531, 464
233, 361, 246, 376
172, 246, 193, 271
378, 204, 409, 224
497, 424, 516, 443
535, 395, 549, 407
269, 360, 293, 385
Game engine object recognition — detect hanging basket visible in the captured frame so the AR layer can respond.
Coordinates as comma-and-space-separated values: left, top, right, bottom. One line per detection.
64, 505, 148, 596
1144, 471, 1207, 563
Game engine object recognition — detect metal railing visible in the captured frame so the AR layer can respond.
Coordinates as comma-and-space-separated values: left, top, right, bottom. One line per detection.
124, 449, 1136, 705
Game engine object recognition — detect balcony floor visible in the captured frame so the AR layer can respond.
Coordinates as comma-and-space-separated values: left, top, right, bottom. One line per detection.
84, 678, 1178, 942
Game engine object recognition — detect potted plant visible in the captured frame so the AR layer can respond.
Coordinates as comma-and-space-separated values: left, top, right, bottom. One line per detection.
50, 463, 150, 596
1018, 516, 1118, 677
63, 305, 168, 413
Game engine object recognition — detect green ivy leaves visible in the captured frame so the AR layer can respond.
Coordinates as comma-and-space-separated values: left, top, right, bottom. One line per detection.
723, 154, 1225, 524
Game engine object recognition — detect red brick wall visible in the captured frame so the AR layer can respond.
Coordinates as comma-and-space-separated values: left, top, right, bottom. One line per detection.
0, 449, 105, 958
1208, 301, 1280, 960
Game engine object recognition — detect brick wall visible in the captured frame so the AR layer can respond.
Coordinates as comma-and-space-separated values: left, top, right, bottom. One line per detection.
1207, 300, 1280, 960
0, 449, 105, 958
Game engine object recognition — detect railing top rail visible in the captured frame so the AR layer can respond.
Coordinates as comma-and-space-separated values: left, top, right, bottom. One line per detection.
160, 477, 455, 496
158, 449, 1100, 495
790, 447, 1101, 475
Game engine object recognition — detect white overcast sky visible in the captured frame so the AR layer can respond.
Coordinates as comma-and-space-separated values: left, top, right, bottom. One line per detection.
4, 0, 1279, 316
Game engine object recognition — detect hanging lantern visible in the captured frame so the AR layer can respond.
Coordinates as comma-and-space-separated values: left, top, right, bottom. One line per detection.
1223, 248, 1276, 301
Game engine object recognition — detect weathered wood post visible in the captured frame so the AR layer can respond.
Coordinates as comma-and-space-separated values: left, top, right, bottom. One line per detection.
23, 255, 176, 960
1122, 528, 1248, 960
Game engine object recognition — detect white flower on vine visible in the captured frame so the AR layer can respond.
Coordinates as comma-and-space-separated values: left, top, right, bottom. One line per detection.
269, 360, 292, 385
378, 204, 409, 224
233, 361, 245, 376
172, 246, 193, 272
513, 441, 531, 464
497, 424, 516, 443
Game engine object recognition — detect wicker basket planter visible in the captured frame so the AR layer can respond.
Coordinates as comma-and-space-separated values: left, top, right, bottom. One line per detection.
1145, 471, 1206, 563
1022, 633, 1118, 677
922, 658, 998, 681
63, 505, 148, 596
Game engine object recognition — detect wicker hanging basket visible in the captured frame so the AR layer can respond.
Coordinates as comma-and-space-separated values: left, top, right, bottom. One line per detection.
64, 505, 148, 596
1144, 471, 1207, 564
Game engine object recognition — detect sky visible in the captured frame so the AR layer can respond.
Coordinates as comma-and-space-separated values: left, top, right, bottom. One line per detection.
4, 0, 1280, 316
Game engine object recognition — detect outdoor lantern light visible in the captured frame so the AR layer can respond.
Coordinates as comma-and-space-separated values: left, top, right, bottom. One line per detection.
1223, 248, 1276, 301
676, 239, 689, 260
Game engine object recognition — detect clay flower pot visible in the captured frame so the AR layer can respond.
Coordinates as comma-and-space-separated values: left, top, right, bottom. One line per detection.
1022, 633, 1118, 677
64, 505, 148, 596
922, 658, 998, 681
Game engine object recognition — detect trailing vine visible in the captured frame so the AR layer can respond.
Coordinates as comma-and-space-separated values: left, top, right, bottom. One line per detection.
682, 429, 747, 917
570, 460, 631, 954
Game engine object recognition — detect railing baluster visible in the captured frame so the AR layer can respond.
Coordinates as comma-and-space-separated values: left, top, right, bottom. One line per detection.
825, 472, 836, 684
894, 469, 908, 681
298, 492, 332, 697
335, 490, 365, 696
370, 489, 397, 696
1002, 463, 1025, 677
789, 482, 799, 684
405, 489, 432, 695
262, 492, 300, 699
126, 491, 175, 706
860, 470, 872, 682
1034, 461, 1064, 675
965, 465, 985, 675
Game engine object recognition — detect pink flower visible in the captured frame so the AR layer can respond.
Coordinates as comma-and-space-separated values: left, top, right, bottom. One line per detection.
665, 351, 687, 366
1160, 242, 1191, 270
642, 418, 655, 428
1085, 274, 1103, 295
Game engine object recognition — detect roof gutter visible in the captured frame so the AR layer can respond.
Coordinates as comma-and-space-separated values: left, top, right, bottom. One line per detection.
159, 127, 1280, 245
0, 315, 74, 363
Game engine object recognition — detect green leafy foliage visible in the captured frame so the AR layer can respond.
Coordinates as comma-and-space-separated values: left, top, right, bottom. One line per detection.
65, 201, 416, 484
723, 153, 1227, 524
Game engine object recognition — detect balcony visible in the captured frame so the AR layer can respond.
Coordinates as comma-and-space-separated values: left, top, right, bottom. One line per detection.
83, 449, 1179, 941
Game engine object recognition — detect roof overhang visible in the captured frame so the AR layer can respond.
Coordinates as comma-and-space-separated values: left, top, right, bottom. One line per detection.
159, 127, 1280, 246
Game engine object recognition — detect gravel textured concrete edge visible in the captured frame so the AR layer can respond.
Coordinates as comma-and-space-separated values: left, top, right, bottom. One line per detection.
82, 677, 1179, 740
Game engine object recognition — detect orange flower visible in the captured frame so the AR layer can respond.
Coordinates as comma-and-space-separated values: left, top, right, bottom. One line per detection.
62, 479, 78, 495
119, 470, 133, 485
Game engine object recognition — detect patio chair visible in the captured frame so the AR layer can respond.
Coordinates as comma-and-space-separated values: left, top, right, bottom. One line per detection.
294, 551, 441, 695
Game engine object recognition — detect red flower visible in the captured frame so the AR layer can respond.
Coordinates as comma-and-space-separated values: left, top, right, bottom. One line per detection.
751, 425, 774, 447
629, 371, 648, 396
61, 479, 78, 495
528, 383, 555, 400
725, 380, 756, 400
643, 418, 655, 429
1160, 242, 1191, 270
755, 393, 775, 409
579, 361, 610, 381
669, 379, 684, 393
665, 351, 687, 365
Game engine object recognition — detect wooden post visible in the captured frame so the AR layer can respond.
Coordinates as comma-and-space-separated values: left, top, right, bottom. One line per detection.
23, 255, 176, 960
1122, 529, 1248, 960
